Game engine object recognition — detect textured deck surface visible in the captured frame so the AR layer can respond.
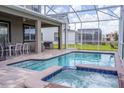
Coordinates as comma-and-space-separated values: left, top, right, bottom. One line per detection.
0, 49, 124, 88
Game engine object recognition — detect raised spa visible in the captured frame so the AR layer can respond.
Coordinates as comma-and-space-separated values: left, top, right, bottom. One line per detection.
42, 68, 119, 88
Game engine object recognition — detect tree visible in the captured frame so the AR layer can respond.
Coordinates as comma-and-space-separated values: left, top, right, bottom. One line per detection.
114, 32, 118, 41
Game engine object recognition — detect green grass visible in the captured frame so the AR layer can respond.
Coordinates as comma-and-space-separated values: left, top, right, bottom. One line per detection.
53, 44, 65, 49
53, 43, 118, 51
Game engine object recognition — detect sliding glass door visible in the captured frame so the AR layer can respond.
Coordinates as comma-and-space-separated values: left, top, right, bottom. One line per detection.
0, 21, 10, 61
0, 22, 10, 44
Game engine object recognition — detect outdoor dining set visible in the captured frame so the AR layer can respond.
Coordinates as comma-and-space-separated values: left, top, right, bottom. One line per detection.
0, 43, 30, 59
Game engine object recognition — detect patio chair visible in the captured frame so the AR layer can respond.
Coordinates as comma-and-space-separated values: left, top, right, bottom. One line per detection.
14, 43, 23, 56
5, 43, 15, 56
22, 43, 30, 54
44, 42, 53, 49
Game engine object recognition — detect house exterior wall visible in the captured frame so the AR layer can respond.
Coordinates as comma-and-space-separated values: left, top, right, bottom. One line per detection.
0, 15, 63, 53
42, 27, 59, 44
42, 27, 76, 45
11, 18, 23, 43
67, 31, 76, 44
0, 14, 23, 43
0, 5, 65, 53
25, 5, 41, 13
78, 28, 102, 44
0, 14, 36, 52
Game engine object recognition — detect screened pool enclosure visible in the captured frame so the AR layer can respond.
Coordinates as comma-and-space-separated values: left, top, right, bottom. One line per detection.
41, 5, 120, 51
0, 5, 121, 61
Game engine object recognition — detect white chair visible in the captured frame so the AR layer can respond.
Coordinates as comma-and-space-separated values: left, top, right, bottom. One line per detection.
14, 43, 23, 56
22, 43, 30, 54
0, 44, 4, 58
7, 44, 15, 56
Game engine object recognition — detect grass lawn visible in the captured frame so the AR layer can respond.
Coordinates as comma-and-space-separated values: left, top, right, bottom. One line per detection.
53, 43, 118, 51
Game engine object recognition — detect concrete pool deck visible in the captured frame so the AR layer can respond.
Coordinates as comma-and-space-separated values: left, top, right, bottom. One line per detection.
0, 49, 72, 88
0, 49, 124, 88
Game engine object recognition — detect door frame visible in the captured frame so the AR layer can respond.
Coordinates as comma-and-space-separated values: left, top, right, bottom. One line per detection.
0, 20, 11, 43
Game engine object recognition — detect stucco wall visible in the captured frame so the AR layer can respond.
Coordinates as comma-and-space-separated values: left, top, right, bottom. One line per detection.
0, 14, 36, 52
11, 17, 23, 43
0, 14, 23, 43
42, 27, 76, 44
42, 27, 59, 44
67, 31, 76, 44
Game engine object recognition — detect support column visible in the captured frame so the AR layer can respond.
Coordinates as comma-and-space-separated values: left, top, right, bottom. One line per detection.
81, 23, 83, 46
65, 23, 68, 49
58, 25, 62, 49
35, 20, 41, 53
119, 6, 124, 58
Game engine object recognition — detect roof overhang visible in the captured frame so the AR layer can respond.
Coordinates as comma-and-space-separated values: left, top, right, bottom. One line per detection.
0, 5, 65, 26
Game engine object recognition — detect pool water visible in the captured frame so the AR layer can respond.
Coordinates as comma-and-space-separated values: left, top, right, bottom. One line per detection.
46, 69, 119, 88
9, 52, 115, 71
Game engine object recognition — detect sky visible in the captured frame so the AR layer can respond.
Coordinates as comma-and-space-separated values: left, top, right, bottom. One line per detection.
46, 5, 120, 35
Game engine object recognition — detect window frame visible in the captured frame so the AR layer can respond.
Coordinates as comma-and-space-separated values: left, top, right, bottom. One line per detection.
32, 5, 41, 13
23, 24, 36, 42
0, 20, 11, 43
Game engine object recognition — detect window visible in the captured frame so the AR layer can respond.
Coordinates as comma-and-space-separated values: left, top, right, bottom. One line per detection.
0, 22, 10, 43
32, 5, 40, 13
23, 25, 36, 42
54, 32, 58, 42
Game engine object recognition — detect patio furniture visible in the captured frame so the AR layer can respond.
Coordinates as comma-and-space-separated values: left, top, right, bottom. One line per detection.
22, 43, 30, 54
44, 42, 53, 49
0, 43, 10, 60
6, 44, 16, 56
14, 43, 23, 56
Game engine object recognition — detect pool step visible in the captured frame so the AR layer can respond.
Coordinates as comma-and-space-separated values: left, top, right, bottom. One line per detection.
63, 66, 77, 70
76, 64, 117, 75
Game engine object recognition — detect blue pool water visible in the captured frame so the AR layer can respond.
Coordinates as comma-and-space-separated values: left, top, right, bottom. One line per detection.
8, 52, 115, 71
45, 69, 119, 88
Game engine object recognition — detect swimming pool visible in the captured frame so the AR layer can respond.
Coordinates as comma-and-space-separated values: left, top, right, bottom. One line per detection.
8, 52, 115, 71
43, 69, 119, 88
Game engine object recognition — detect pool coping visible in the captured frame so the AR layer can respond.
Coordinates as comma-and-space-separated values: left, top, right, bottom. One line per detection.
3, 50, 115, 67
24, 66, 69, 88
10, 51, 124, 88
76, 64, 117, 73
25, 65, 120, 88
1, 50, 124, 88
6, 50, 116, 72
